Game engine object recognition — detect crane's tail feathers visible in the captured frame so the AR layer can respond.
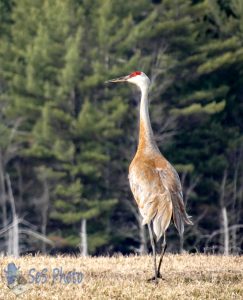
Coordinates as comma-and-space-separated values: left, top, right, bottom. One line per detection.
185, 214, 193, 225
142, 218, 148, 226
172, 198, 193, 236
140, 196, 173, 242
141, 200, 157, 226
153, 209, 172, 242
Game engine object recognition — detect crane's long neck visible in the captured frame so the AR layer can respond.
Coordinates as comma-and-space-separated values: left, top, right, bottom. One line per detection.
138, 85, 156, 151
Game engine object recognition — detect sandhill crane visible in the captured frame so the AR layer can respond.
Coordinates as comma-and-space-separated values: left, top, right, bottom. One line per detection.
106, 71, 193, 283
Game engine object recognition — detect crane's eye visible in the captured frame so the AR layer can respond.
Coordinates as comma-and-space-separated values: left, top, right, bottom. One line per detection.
129, 71, 142, 78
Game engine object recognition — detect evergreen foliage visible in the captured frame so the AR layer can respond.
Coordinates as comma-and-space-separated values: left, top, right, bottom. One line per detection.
0, 0, 242, 254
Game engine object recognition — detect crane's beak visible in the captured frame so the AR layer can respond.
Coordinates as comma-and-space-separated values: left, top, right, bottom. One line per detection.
105, 75, 129, 83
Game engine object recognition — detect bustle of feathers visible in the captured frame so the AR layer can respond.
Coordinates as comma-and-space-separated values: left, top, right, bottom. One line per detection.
129, 153, 193, 240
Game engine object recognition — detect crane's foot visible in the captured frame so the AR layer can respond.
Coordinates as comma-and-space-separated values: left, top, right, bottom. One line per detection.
147, 273, 164, 283
147, 276, 158, 284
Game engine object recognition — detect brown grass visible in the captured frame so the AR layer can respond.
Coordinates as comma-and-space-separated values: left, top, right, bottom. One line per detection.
0, 254, 242, 299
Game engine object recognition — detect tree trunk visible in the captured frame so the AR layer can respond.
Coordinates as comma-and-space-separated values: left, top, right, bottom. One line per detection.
16, 162, 24, 214
6, 173, 19, 257
7, 226, 13, 255
221, 206, 229, 255
231, 166, 238, 254
0, 150, 7, 228
231, 147, 242, 254
7, 218, 19, 257
12, 216, 19, 257
41, 179, 49, 253
219, 170, 229, 255
80, 219, 88, 256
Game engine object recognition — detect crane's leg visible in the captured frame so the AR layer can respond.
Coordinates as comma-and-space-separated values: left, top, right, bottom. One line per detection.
148, 222, 158, 283
157, 233, 167, 279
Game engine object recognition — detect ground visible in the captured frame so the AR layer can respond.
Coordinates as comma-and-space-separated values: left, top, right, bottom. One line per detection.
0, 254, 242, 299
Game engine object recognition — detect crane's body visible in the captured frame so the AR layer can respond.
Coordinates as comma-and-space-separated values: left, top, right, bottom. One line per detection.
106, 71, 192, 283
129, 146, 178, 240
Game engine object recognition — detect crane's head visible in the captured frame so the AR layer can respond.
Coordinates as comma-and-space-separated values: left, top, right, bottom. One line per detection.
106, 71, 150, 90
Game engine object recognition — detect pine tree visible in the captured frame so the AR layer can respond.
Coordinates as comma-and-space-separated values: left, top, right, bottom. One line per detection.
0, 0, 242, 255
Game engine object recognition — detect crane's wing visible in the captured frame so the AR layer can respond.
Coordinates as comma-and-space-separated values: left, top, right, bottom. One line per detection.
157, 165, 193, 236
129, 163, 173, 241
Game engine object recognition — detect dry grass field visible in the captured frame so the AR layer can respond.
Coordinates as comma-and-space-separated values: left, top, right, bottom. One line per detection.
0, 254, 242, 300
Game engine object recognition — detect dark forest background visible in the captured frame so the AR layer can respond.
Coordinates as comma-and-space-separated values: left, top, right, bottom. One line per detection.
0, 0, 242, 256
